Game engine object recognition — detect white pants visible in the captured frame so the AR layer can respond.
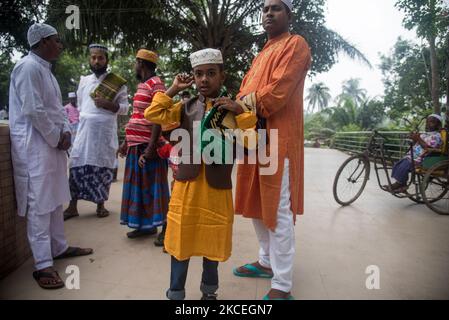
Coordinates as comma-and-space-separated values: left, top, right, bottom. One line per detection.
27, 205, 68, 270
253, 158, 295, 293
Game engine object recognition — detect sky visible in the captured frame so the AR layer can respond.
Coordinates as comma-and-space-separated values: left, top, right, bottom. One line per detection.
304, 0, 419, 102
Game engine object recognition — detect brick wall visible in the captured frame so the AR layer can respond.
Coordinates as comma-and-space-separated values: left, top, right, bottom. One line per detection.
0, 123, 31, 280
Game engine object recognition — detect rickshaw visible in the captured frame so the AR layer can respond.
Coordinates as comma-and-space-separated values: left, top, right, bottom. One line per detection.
332, 118, 449, 215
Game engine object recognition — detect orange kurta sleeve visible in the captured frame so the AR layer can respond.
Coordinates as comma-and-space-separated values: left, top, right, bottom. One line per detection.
255, 37, 311, 119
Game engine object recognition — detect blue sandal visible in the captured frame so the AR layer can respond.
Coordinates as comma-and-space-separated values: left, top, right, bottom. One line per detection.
233, 263, 274, 278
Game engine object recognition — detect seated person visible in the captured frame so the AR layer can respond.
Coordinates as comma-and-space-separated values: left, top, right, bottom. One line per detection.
387, 114, 443, 193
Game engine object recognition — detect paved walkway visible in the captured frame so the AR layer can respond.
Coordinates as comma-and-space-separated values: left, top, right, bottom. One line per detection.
1, 148, 449, 300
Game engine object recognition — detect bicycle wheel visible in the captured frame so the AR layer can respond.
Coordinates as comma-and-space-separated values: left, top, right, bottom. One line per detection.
333, 154, 370, 206
421, 160, 449, 215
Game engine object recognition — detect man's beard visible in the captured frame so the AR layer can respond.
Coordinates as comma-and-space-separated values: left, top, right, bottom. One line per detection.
90, 64, 108, 77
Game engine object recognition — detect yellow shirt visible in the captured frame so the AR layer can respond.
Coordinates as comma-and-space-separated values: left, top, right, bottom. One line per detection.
144, 92, 256, 261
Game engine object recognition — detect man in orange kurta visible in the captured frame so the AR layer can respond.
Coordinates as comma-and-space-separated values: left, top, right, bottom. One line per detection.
233, 0, 311, 300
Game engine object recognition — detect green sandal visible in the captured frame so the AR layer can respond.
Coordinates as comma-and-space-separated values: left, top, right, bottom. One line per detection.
233, 263, 274, 278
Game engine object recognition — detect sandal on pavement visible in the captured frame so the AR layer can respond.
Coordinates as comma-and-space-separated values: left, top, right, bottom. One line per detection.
54, 246, 93, 260
96, 208, 109, 218
32, 268, 65, 290
127, 228, 157, 239
63, 211, 79, 221
233, 263, 273, 279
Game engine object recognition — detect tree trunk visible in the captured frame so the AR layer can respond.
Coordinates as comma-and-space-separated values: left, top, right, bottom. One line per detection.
421, 48, 433, 98
429, 35, 441, 114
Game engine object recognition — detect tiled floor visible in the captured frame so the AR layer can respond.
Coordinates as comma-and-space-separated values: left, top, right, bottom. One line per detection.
1, 148, 448, 299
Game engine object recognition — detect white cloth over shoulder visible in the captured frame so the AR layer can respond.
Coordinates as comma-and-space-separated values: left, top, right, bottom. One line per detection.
9, 51, 71, 217
70, 72, 129, 169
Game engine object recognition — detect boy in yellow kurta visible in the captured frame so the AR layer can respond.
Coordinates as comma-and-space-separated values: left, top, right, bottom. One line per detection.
144, 48, 256, 300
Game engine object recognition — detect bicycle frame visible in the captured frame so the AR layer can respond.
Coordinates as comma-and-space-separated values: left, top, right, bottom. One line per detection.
362, 131, 421, 199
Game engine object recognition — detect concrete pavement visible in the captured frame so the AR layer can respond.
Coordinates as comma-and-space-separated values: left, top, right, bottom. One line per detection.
1, 148, 448, 299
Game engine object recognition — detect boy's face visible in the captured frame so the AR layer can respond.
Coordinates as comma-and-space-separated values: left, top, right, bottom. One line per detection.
193, 64, 225, 98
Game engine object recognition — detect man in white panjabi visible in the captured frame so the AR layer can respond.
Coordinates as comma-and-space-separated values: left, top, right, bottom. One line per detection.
9, 23, 93, 290
64, 44, 129, 220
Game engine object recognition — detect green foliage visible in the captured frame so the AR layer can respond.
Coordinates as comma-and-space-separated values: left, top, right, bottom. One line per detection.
304, 79, 387, 136
304, 112, 326, 140
340, 123, 363, 132
395, 0, 448, 40
356, 99, 387, 130
0, 52, 14, 107
109, 53, 139, 101
395, 0, 448, 112
53, 52, 89, 102
380, 38, 447, 119
0, 0, 45, 55
44, 0, 370, 93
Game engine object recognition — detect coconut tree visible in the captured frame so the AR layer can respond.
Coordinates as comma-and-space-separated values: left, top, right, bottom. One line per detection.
337, 78, 367, 107
42, 1, 371, 88
306, 82, 332, 113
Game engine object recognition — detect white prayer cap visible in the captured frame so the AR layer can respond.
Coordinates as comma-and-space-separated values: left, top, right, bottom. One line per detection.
281, 0, 293, 11
189, 48, 223, 68
68, 92, 76, 98
89, 44, 108, 52
27, 23, 58, 47
428, 114, 443, 123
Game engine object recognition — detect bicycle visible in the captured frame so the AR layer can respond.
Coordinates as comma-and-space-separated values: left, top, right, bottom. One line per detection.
332, 120, 449, 215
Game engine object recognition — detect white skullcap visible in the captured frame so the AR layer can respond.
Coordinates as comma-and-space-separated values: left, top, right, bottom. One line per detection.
190, 48, 223, 68
27, 23, 58, 47
281, 0, 293, 11
89, 44, 108, 52
68, 92, 76, 98
428, 114, 443, 123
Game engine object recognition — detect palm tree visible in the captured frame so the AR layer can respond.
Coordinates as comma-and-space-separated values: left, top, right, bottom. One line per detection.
306, 82, 332, 113
337, 78, 367, 107
323, 97, 359, 129
46, 1, 372, 82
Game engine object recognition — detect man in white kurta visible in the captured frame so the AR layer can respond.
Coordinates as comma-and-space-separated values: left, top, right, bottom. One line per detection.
9, 23, 93, 289
64, 44, 129, 219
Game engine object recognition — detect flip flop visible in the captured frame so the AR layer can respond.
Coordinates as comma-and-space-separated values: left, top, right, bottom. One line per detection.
63, 211, 79, 221
233, 263, 273, 278
32, 269, 65, 290
54, 246, 93, 260
262, 294, 295, 300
